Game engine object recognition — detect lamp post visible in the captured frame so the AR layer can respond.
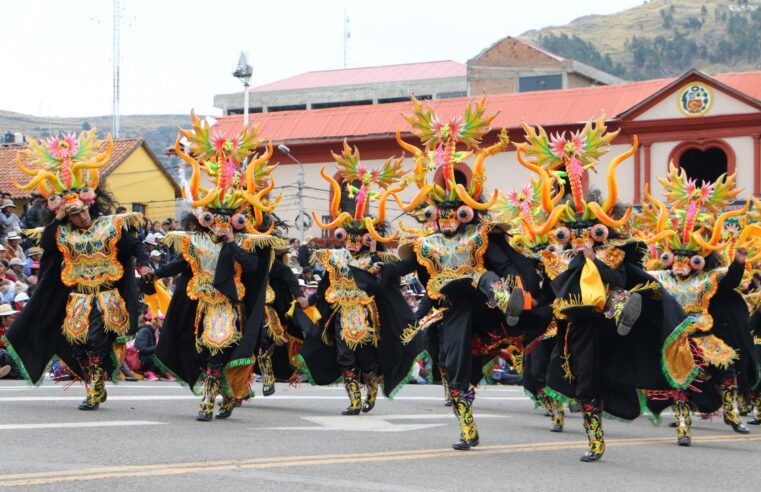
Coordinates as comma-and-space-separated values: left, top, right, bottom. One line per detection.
279, 144, 306, 242
232, 51, 253, 127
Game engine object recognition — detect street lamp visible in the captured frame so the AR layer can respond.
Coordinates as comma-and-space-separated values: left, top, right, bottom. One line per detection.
279, 144, 307, 242
232, 51, 253, 127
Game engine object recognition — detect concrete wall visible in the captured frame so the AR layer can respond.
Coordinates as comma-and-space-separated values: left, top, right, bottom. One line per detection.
635, 85, 758, 121
214, 77, 466, 114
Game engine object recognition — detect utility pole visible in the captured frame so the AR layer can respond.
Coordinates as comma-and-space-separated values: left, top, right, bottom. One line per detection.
279, 144, 306, 242
112, 0, 121, 138
232, 52, 253, 127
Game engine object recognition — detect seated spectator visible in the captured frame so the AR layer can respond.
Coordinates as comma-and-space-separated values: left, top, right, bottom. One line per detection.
13, 292, 29, 311
0, 200, 20, 239
135, 313, 163, 380
0, 303, 20, 379
149, 250, 164, 270
9, 258, 32, 286
5, 233, 25, 262
23, 247, 42, 276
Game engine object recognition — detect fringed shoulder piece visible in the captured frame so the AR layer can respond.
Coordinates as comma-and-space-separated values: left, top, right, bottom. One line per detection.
23, 227, 44, 245
236, 234, 288, 252
114, 212, 145, 231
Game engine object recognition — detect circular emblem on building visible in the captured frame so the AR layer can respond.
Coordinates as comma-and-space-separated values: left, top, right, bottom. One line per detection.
678, 82, 713, 117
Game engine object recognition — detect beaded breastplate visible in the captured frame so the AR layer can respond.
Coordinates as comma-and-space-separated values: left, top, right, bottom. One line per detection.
316, 248, 378, 349
413, 225, 489, 300
57, 215, 125, 291
649, 269, 722, 332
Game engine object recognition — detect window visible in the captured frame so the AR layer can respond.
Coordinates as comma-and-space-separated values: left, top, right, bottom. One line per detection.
437, 91, 467, 99
518, 74, 562, 92
378, 96, 411, 104
311, 100, 373, 110
227, 107, 263, 115
132, 203, 146, 214
267, 104, 307, 112
668, 140, 735, 184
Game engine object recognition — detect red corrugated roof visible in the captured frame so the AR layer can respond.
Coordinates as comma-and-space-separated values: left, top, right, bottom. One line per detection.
214, 72, 761, 144
251, 60, 466, 93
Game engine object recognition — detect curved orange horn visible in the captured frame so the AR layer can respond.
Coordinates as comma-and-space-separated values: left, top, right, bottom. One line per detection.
517, 148, 555, 214
246, 140, 274, 192
707, 198, 750, 246
455, 184, 498, 210
393, 184, 434, 212
588, 202, 632, 229
364, 217, 399, 243
13, 170, 60, 191
318, 165, 342, 218
374, 184, 406, 225
691, 232, 726, 252
15, 153, 39, 176
312, 211, 352, 230
643, 183, 670, 234
644, 230, 676, 244
602, 135, 638, 214
398, 220, 429, 236
523, 205, 565, 237
175, 137, 202, 201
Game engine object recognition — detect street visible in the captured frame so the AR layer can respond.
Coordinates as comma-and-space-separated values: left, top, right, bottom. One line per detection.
1, 380, 759, 491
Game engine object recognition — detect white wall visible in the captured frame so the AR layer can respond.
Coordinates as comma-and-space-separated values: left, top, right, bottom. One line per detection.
635, 85, 757, 121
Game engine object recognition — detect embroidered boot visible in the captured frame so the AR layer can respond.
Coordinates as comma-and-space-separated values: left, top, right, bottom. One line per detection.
580, 400, 605, 462
197, 370, 220, 422
441, 369, 452, 407
720, 380, 749, 434
748, 393, 761, 425
451, 386, 479, 450
550, 397, 565, 433
674, 399, 692, 446
361, 371, 378, 413
341, 369, 362, 415
738, 392, 750, 416
216, 395, 235, 419
78, 357, 98, 411
260, 351, 276, 397
539, 389, 555, 421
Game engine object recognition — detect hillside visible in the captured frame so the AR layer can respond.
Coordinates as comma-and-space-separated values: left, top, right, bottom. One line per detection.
521, 0, 761, 80
0, 110, 188, 173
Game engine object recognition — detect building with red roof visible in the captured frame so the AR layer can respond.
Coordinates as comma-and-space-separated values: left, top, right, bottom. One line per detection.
207, 69, 761, 239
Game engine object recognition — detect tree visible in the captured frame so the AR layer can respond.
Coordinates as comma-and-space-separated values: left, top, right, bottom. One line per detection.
82, 121, 92, 131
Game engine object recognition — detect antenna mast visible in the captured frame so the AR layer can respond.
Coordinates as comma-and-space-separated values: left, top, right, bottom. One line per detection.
112, 0, 121, 138
343, 9, 350, 68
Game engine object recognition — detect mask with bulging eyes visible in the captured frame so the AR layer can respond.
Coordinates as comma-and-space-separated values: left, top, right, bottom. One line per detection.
335, 226, 374, 252
197, 210, 232, 238
435, 203, 475, 235
670, 250, 705, 278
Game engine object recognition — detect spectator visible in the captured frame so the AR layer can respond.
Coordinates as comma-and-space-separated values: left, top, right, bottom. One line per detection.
0, 199, 20, 238
20, 196, 45, 229
0, 245, 6, 262
298, 237, 313, 269
23, 247, 42, 276
149, 250, 165, 270
298, 278, 307, 295
115, 206, 127, 214
13, 292, 29, 311
9, 258, 31, 287
0, 260, 17, 283
144, 233, 158, 252
0, 303, 19, 379
5, 233, 25, 262
135, 313, 161, 380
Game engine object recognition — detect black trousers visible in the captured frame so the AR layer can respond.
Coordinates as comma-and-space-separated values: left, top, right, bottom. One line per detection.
439, 300, 474, 389
71, 303, 113, 366
334, 321, 377, 373
567, 316, 607, 401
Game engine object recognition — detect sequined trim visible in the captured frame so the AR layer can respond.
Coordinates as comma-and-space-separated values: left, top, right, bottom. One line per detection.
62, 293, 93, 344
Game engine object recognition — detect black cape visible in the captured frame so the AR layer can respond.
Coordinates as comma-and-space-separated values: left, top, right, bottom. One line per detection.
3, 217, 146, 384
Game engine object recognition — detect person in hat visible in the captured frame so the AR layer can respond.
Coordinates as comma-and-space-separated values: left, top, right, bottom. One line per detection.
0, 303, 20, 379
23, 246, 42, 276
5, 233, 25, 262
9, 258, 31, 287
148, 249, 164, 271
13, 292, 29, 311
2, 129, 152, 411
0, 199, 20, 240
0, 244, 7, 263
152, 113, 284, 421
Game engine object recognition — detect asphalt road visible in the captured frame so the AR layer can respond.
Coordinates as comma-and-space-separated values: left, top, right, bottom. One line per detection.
1, 380, 760, 491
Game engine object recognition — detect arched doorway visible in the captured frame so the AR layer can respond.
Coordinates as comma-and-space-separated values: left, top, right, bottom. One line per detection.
668, 140, 736, 183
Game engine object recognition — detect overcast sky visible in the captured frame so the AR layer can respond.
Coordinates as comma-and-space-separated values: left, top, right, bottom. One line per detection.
0, 0, 644, 118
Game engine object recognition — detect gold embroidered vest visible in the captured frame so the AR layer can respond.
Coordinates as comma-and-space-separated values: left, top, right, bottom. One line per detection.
56, 214, 136, 343
413, 225, 489, 300
315, 248, 379, 350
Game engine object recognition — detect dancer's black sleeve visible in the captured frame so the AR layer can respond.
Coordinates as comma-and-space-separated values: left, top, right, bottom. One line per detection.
718, 259, 744, 293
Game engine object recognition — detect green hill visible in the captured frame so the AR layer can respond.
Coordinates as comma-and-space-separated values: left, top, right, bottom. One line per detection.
0, 110, 188, 173
521, 0, 761, 80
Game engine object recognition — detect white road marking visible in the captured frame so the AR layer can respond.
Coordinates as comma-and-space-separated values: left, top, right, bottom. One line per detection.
253, 413, 509, 432
0, 420, 165, 430
0, 395, 531, 402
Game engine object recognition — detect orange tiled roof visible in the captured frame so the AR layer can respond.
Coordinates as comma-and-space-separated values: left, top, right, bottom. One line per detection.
213, 71, 761, 144
250, 60, 466, 93
0, 139, 146, 199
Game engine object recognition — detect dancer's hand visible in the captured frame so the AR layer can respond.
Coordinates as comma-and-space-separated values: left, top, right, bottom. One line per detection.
223, 229, 234, 243
55, 206, 67, 220
582, 248, 595, 260
736, 247, 747, 263
372, 262, 384, 275
296, 296, 308, 309
137, 265, 152, 278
